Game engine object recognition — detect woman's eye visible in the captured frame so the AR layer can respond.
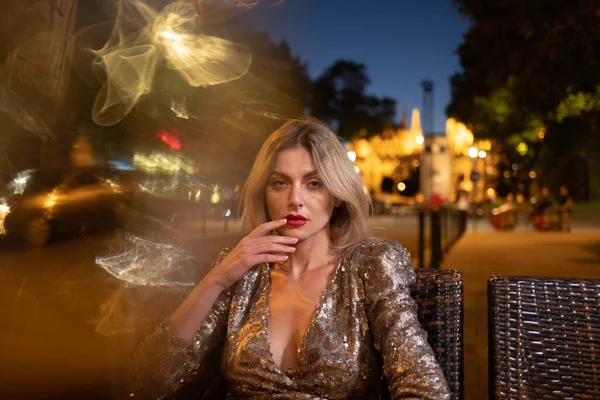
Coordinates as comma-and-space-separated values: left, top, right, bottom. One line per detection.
308, 180, 322, 188
271, 180, 286, 188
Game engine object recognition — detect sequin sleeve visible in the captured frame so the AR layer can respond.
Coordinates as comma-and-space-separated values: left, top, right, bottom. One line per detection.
359, 239, 450, 399
129, 249, 232, 399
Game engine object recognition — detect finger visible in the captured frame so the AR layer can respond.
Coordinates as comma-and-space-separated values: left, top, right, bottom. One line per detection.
251, 235, 298, 245
255, 243, 297, 254
249, 218, 288, 238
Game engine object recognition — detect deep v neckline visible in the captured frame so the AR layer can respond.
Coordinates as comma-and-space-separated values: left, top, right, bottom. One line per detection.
263, 258, 342, 374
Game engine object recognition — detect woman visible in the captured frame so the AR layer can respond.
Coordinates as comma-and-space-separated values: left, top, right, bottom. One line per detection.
130, 118, 450, 399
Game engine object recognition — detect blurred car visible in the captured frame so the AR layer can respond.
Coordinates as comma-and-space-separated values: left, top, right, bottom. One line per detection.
0, 167, 126, 245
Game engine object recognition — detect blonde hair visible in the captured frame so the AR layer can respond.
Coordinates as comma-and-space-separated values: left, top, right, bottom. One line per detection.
241, 117, 371, 249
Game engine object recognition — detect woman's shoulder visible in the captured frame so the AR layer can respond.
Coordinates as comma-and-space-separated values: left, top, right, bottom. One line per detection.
343, 238, 415, 287
342, 237, 408, 259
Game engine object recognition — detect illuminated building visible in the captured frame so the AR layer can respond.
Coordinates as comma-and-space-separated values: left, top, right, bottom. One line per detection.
347, 111, 494, 204
349, 108, 424, 200
420, 135, 451, 202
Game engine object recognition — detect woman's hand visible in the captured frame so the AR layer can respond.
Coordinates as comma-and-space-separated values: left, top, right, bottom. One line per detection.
206, 219, 296, 289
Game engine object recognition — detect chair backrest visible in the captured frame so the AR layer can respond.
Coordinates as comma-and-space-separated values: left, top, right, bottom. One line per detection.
488, 276, 600, 399
413, 268, 464, 400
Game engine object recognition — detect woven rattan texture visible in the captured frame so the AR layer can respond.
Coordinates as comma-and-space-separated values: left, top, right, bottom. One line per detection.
412, 268, 464, 400
488, 276, 600, 399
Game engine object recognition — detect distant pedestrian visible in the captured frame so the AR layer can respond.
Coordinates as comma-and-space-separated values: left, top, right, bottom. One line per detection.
537, 187, 553, 214
559, 185, 573, 232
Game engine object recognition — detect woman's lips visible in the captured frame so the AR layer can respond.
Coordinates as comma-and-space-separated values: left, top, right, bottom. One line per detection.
286, 219, 307, 226
285, 214, 307, 226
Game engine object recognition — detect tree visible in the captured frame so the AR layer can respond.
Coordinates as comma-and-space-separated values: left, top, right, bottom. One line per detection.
448, 0, 600, 199
310, 60, 397, 140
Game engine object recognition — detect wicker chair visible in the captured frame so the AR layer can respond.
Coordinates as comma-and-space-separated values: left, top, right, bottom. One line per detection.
175, 268, 464, 399
381, 268, 464, 400
488, 276, 600, 399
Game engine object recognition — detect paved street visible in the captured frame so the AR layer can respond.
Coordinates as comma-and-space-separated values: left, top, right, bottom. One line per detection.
442, 221, 600, 400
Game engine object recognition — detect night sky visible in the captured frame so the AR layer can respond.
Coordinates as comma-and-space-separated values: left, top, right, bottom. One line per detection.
245, 0, 470, 134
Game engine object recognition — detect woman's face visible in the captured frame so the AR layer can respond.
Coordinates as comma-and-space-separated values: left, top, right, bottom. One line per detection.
266, 147, 335, 243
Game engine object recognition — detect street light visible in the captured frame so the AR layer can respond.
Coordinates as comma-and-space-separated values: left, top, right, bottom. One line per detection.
478, 150, 487, 159
468, 147, 478, 159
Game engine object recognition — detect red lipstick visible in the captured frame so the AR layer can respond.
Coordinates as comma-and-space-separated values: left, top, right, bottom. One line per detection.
285, 214, 307, 226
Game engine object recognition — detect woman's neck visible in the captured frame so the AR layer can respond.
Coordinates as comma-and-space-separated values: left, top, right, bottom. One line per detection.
280, 230, 337, 280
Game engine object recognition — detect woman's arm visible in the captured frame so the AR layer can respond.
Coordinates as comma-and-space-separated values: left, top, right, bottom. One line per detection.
129, 219, 297, 398
129, 249, 233, 399
360, 239, 450, 400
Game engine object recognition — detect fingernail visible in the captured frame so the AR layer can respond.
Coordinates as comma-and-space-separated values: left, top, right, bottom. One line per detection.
292, 237, 298, 242
281, 255, 289, 259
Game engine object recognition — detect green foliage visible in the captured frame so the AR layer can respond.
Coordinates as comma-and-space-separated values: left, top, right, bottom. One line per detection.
556, 87, 600, 122
448, 0, 600, 198
448, 0, 600, 141
473, 84, 513, 125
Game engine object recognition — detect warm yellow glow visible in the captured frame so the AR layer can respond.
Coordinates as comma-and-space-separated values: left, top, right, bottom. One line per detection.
516, 142, 528, 156
446, 118, 475, 155
45, 193, 57, 209
415, 192, 425, 203
157, 29, 181, 42
468, 147, 478, 159
397, 182, 406, 191
210, 187, 221, 204
529, 171, 537, 179
538, 127, 546, 140
354, 139, 371, 158
504, 171, 511, 178
354, 166, 360, 174
133, 152, 195, 175
478, 140, 492, 151
412, 159, 420, 168
416, 135, 424, 145
347, 151, 356, 162
478, 150, 487, 159
460, 180, 473, 192
0, 203, 10, 235
487, 188, 496, 197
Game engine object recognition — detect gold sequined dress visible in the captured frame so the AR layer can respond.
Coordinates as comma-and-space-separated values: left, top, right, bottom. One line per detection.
131, 238, 450, 399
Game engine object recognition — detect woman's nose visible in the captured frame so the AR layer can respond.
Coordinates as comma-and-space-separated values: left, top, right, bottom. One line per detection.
287, 184, 304, 208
